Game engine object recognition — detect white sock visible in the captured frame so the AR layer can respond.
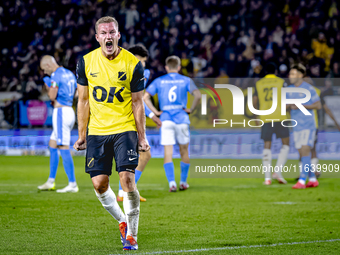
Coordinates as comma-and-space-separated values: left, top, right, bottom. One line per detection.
275, 145, 289, 178
95, 187, 126, 223
311, 158, 319, 171
169, 180, 177, 188
118, 189, 125, 198
298, 179, 306, 185
263, 149, 272, 181
309, 177, 317, 182
48, 178, 55, 183
123, 190, 140, 241
69, 182, 77, 187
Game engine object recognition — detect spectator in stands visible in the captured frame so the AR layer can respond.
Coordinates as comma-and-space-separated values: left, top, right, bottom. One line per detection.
121, 3, 140, 30
312, 32, 334, 72
279, 64, 289, 78
328, 62, 340, 79
193, 9, 219, 34
8, 78, 20, 92
180, 51, 193, 77
0, 76, 9, 91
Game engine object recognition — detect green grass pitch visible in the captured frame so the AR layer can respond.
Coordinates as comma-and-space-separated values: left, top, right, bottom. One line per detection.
0, 156, 339, 254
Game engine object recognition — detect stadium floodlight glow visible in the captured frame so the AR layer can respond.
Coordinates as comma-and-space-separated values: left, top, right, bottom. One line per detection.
201, 84, 312, 116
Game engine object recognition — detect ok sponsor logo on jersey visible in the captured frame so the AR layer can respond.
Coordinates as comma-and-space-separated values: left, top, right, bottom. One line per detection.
92, 86, 125, 103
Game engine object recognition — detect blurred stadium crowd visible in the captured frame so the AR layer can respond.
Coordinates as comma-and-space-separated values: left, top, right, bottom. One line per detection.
0, 0, 340, 127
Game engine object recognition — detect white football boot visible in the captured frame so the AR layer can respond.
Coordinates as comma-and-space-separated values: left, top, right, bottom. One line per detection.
56, 184, 79, 193
38, 181, 55, 191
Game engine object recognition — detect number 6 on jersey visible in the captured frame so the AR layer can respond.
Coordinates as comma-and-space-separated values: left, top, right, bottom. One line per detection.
168, 86, 177, 102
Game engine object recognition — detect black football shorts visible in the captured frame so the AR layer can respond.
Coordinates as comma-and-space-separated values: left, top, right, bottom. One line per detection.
261, 122, 290, 141
85, 131, 139, 176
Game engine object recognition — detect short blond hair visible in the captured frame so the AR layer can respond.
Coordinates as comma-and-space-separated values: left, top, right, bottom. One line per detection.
95, 16, 119, 33
165, 55, 181, 70
291, 63, 306, 76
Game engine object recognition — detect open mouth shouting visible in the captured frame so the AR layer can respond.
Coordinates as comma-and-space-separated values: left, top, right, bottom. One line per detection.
106, 41, 113, 51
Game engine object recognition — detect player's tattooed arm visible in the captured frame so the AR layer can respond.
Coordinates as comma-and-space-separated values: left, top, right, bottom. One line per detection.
132, 91, 150, 151
74, 85, 89, 151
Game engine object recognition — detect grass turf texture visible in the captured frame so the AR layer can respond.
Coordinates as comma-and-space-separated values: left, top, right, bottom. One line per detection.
0, 156, 339, 255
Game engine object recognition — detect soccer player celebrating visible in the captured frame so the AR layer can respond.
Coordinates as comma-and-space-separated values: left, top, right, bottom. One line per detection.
74, 16, 149, 250
296, 77, 340, 179
38, 55, 78, 193
143, 56, 201, 192
287, 64, 321, 189
252, 63, 289, 185
117, 44, 162, 202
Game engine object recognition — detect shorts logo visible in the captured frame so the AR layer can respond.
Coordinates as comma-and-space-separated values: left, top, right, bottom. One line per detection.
127, 149, 138, 157
129, 157, 137, 161
118, 71, 127, 81
87, 158, 94, 168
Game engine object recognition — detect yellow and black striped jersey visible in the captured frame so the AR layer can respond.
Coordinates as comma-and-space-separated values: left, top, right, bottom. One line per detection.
254, 74, 287, 123
76, 47, 144, 135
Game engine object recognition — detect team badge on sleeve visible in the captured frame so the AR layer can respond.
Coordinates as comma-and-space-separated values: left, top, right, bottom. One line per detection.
51, 80, 59, 88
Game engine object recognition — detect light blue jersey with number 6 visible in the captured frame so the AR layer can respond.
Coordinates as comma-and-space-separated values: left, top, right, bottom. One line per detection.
146, 73, 198, 124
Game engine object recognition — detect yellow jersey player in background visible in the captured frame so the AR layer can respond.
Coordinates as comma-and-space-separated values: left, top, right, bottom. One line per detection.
74, 16, 149, 251
253, 63, 289, 185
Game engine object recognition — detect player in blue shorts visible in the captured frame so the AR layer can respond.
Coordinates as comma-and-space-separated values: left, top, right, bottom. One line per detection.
287, 64, 321, 189
38, 55, 78, 193
144, 55, 201, 192
117, 44, 162, 202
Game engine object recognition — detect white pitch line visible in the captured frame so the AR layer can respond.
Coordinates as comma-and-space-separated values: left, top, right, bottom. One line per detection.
273, 201, 297, 205
114, 239, 340, 255
232, 185, 258, 189
0, 183, 162, 187
0, 190, 36, 193
0, 184, 38, 186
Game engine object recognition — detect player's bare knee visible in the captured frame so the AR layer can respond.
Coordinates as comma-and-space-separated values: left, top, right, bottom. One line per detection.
92, 179, 109, 194
264, 141, 271, 149
180, 149, 188, 158
49, 140, 57, 148
120, 173, 135, 192
58, 145, 69, 150
300, 146, 311, 157
281, 137, 290, 146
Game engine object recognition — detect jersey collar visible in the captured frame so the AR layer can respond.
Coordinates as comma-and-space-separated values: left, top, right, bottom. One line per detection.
100, 47, 123, 62
264, 74, 277, 78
